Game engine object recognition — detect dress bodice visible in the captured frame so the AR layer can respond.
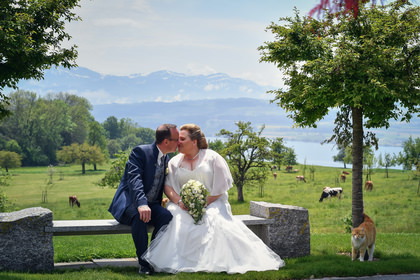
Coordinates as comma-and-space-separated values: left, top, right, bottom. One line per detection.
165, 149, 233, 197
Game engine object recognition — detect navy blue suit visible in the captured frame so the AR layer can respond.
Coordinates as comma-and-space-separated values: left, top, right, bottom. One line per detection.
108, 143, 172, 268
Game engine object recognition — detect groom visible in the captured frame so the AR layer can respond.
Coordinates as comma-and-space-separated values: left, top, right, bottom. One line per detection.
108, 124, 179, 274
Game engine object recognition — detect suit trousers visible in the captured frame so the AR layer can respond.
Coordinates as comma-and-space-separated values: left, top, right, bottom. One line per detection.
121, 202, 172, 268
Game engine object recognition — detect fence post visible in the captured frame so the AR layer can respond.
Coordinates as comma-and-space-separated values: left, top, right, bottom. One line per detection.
250, 201, 310, 258
0, 207, 54, 272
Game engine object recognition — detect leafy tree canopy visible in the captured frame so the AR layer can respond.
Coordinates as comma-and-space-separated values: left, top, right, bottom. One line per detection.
398, 136, 420, 171
260, 0, 419, 147
259, 0, 419, 227
57, 143, 105, 174
218, 121, 271, 202
0, 150, 22, 172
0, 0, 81, 120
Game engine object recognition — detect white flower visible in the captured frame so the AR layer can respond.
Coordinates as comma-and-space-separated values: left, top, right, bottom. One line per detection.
180, 179, 208, 224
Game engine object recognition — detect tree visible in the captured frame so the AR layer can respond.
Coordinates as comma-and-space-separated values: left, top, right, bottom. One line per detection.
0, 150, 21, 172
57, 143, 105, 174
0, 91, 93, 165
135, 127, 155, 144
0, 90, 76, 165
88, 145, 106, 171
333, 146, 347, 168
208, 139, 225, 153
5, 139, 22, 155
53, 93, 93, 145
270, 137, 287, 168
378, 152, 397, 178
0, 0, 81, 120
120, 134, 141, 152
397, 136, 420, 172
103, 116, 121, 139
259, 1, 419, 227
363, 146, 376, 182
218, 121, 271, 202
88, 121, 108, 154
283, 147, 298, 166
98, 151, 129, 188
107, 139, 122, 158
34, 98, 72, 163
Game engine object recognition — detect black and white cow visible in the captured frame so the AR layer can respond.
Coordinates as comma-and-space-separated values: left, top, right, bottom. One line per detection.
319, 187, 343, 202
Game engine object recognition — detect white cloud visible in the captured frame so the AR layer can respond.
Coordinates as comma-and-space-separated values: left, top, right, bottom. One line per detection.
65, 0, 316, 88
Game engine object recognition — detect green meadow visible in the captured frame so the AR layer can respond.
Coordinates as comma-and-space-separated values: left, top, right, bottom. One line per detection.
1, 164, 419, 279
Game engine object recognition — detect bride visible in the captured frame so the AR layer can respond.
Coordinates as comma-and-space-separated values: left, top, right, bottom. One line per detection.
142, 123, 285, 274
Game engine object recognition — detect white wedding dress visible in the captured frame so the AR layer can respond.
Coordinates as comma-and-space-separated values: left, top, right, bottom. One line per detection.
142, 149, 285, 274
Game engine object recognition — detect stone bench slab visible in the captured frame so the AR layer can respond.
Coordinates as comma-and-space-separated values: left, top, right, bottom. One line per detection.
45, 215, 274, 236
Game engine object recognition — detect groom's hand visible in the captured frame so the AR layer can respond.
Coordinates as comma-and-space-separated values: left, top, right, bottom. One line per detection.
138, 205, 151, 223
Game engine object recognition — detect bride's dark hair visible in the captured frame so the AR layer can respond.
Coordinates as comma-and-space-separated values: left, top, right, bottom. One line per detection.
180, 124, 208, 149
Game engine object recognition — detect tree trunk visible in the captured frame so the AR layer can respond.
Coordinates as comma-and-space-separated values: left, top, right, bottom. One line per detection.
82, 162, 86, 174
237, 185, 244, 202
352, 107, 364, 227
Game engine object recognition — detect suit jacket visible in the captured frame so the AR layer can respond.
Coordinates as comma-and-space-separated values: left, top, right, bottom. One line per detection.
108, 142, 168, 223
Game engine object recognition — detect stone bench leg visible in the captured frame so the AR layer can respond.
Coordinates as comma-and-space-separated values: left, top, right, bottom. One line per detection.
250, 201, 310, 258
0, 207, 54, 272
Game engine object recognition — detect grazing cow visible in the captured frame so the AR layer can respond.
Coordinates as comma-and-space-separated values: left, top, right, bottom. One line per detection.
365, 181, 373, 191
319, 187, 343, 202
296, 175, 306, 182
273, 172, 278, 180
342, 171, 350, 175
69, 195, 80, 207
270, 165, 278, 171
340, 174, 346, 183
285, 166, 293, 173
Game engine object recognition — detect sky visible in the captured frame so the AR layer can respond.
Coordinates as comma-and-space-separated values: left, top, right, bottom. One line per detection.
63, 0, 321, 88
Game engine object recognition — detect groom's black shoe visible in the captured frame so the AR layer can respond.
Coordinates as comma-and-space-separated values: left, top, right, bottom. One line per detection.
139, 265, 154, 275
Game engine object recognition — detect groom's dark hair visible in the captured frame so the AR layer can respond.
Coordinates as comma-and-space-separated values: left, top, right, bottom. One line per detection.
156, 124, 177, 144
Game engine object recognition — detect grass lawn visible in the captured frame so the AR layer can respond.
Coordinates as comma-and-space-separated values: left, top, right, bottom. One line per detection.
1, 163, 419, 279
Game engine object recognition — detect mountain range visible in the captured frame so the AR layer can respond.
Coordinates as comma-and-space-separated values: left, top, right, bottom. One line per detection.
14, 67, 273, 104
10, 67, 419, 146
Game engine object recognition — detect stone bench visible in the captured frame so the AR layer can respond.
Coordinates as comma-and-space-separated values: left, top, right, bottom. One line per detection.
44, 215, 274, 236
0, 201, 310, 272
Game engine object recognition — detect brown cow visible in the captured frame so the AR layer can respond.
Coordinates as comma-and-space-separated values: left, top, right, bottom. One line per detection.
296, 175, 306, 182
340, 174, 346, 183
273, 172, 278, 180
69, 195, 80, 207
365, 181, 373, 191
342, 171, 350, 175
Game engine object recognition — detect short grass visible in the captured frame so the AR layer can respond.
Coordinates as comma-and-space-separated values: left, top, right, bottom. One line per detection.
1, 164, 419, 279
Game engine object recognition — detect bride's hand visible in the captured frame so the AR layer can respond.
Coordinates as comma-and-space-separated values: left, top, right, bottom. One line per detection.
177, 199, 188, 211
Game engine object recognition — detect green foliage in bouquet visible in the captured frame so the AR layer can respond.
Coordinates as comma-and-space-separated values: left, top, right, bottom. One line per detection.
180, 179, 209, 224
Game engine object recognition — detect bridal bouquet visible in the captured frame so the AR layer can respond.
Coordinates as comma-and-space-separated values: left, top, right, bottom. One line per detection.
180, 179, 208, 224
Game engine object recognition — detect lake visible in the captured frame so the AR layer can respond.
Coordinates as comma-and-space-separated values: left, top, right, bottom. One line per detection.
287, 140, 404, 169
208, 137, 404, 169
